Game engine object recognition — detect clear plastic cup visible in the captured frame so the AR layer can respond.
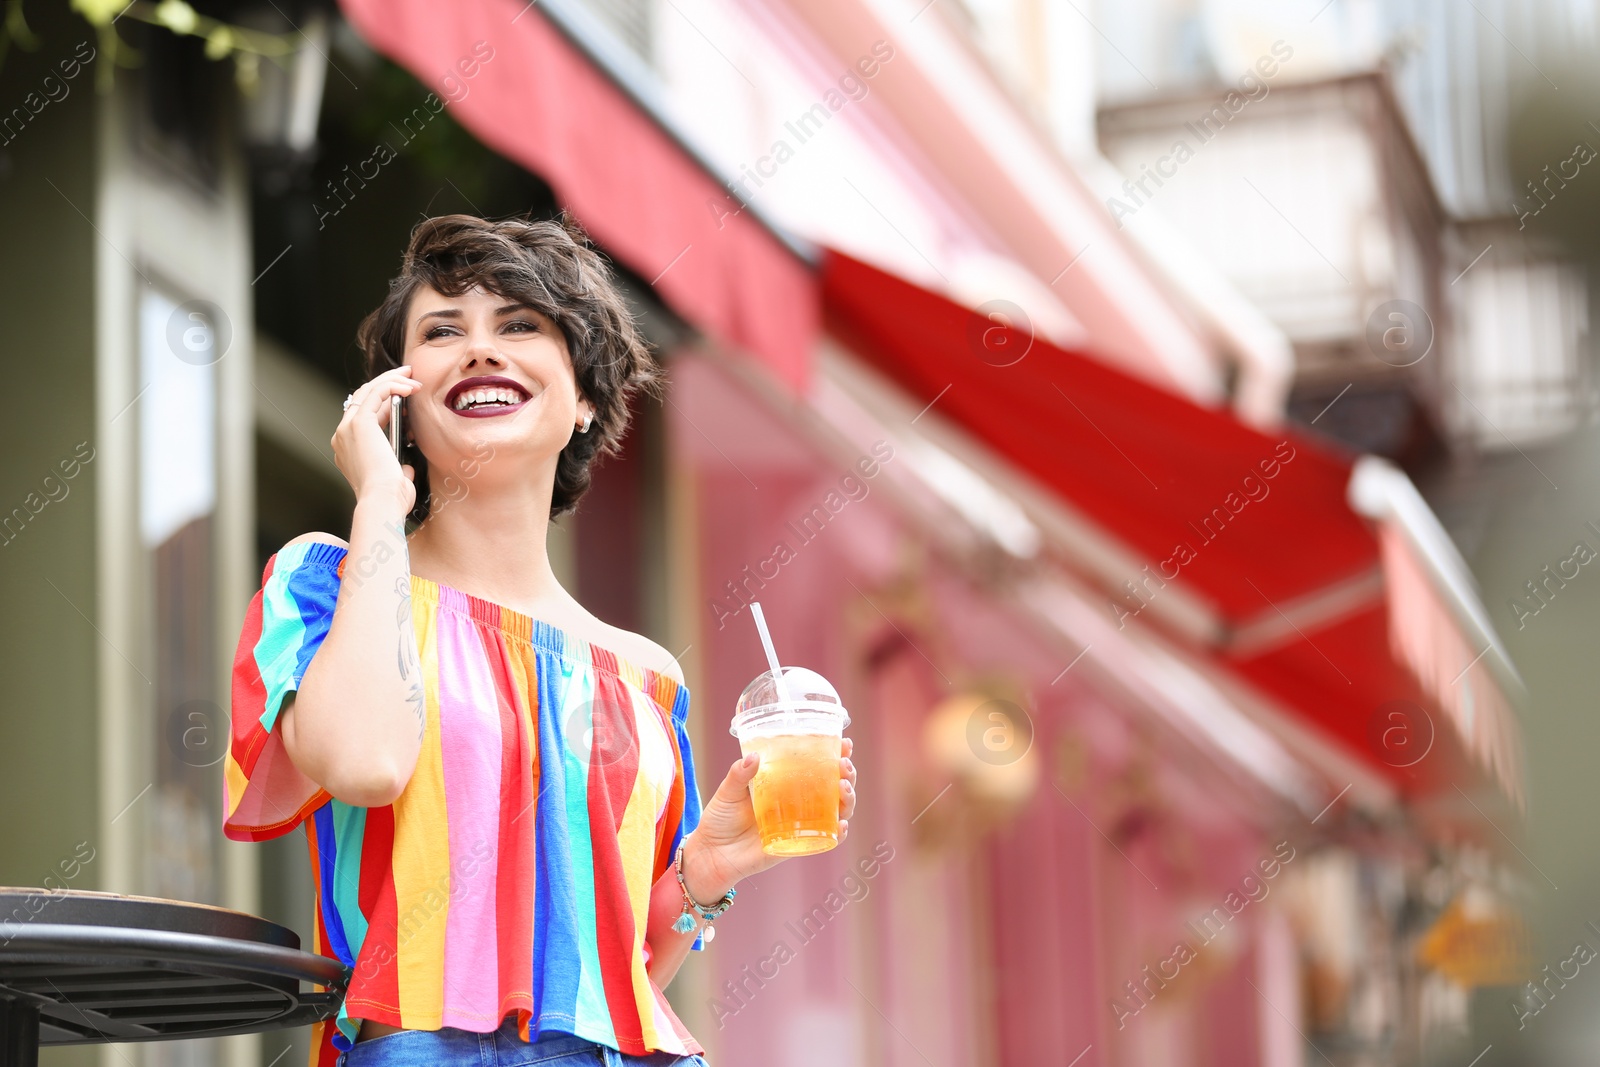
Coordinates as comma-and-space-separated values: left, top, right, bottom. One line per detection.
730, 667, 851, 857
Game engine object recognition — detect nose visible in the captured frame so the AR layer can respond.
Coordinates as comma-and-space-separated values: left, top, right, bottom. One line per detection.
460, 325, 503, 369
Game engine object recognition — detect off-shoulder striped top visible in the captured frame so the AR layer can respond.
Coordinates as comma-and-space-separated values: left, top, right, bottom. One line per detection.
222, 540, 705, 1065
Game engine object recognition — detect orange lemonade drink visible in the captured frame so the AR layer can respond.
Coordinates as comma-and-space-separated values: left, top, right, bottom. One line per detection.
731, 665, 851, 858
744, 732, 843, 855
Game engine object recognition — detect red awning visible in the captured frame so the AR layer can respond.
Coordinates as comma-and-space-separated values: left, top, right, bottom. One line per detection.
822, 248, 1512, 798
335, 0, 818, 390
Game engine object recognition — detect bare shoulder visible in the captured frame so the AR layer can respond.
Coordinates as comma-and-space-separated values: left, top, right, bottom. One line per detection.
598, 624, 686, 686
282, 531, 350, 551
544, 593, 686, 686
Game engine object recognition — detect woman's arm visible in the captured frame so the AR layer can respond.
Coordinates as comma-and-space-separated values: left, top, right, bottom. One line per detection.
642, 769, 751, 989
278, 368, 424, 808
642, 845, 725, 989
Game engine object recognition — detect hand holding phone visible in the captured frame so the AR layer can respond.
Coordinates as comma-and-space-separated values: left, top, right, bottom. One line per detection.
329, 368, 417, 517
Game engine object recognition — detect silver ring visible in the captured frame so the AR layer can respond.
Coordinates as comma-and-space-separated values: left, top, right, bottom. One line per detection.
343, 393, 355, 411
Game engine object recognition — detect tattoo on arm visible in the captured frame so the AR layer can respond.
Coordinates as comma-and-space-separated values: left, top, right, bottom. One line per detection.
396, 575, 425, 741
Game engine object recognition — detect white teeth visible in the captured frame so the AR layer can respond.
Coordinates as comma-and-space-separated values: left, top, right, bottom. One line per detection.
453, 386, 526, 411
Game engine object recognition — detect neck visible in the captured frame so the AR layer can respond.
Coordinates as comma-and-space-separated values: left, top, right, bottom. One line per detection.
404, 453, 568, 612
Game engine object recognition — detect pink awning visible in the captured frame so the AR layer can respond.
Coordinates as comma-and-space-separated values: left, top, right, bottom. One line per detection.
336, 0, 818, 390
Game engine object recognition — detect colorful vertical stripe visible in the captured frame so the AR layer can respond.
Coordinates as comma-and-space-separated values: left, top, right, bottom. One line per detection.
223, 543, 705, 1066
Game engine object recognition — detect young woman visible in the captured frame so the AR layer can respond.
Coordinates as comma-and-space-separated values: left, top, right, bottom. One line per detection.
223, 214, 857, 1067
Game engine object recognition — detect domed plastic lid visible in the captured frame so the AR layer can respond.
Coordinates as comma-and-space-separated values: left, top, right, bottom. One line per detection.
730, 666, 849, 738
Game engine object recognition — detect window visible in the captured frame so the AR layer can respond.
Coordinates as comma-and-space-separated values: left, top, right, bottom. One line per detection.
138, 286, 222, 907
1453, 256, 1592, 447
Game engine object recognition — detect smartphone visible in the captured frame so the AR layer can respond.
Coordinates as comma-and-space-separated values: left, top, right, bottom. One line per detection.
389, 394, 403, 461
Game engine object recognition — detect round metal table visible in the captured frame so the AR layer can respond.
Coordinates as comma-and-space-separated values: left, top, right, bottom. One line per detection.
0, 889, 348, 1067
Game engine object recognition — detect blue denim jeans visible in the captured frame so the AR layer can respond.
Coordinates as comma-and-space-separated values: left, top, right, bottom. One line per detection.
337, 1017, 710, 1067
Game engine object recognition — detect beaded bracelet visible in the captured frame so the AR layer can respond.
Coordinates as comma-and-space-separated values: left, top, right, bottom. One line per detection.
671, 839, 736, 942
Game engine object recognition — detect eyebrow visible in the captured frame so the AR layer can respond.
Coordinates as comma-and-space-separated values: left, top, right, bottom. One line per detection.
415, 303, 537, 328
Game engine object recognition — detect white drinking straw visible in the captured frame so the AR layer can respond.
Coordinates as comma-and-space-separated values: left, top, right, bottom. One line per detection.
748, 602, 793, 705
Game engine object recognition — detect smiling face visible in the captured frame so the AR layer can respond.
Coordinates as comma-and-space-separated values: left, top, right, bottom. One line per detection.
403, 283, 588, 482
358, 214, 664, 520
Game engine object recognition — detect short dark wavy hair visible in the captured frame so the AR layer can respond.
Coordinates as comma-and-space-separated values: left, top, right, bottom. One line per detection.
357, 212, 663, 523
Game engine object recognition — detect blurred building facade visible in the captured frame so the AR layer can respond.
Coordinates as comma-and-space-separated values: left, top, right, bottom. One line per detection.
1085, 0, 1597, 482
1078, 3, 1591, 1064
0, 2, 1537, 1067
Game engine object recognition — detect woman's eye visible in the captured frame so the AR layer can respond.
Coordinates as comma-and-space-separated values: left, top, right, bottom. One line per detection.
420, 319, 536, 341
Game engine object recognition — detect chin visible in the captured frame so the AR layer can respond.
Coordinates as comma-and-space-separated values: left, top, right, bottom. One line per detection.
421, 425, 566, 476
